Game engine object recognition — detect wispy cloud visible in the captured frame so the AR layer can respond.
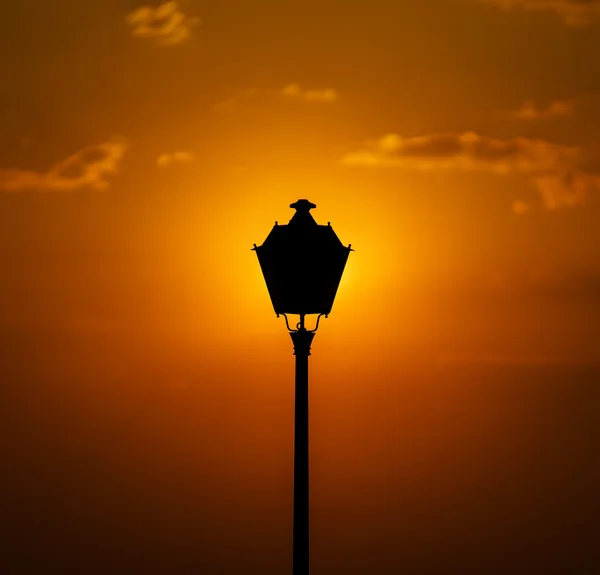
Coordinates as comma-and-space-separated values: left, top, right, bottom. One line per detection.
0, 138, 128, 193
479, 0, 600, 26
213, 84, 339, 111
280, 84, 339, 103
156, 151, 195, 167
341, 132, 600, 210
212, 89, 261, 112
499, 99, 575, 120
126, 1, 201, 45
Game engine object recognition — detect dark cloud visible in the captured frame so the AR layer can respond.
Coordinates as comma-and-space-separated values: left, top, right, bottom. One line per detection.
342, 132, 600, 209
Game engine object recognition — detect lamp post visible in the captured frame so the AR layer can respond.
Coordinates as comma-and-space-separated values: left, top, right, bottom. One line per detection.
253, 199, 352, 575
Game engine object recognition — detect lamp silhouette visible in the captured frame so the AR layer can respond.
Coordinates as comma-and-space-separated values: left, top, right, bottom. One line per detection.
253, 199, 352, 575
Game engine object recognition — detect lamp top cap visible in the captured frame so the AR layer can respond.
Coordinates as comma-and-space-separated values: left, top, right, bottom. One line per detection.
290, 199, 316, 212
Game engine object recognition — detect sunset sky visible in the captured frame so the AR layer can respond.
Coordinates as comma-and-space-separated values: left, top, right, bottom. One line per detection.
1, 1, 600, 574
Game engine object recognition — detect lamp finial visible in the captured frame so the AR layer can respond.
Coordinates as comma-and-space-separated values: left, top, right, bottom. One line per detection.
290, 199, 316, 212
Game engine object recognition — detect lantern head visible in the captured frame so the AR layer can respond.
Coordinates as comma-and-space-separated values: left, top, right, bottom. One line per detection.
253, 200, 352, 316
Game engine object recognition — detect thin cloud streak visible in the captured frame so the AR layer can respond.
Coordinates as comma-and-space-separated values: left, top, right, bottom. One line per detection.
479, 0, 600, 26
213, 84, 339, 111
342, 132, 600, 210
437, 351, 599, 367
0, 138, 128, 192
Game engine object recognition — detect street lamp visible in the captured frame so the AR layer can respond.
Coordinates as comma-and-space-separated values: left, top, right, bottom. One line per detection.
252, 199, 352, 575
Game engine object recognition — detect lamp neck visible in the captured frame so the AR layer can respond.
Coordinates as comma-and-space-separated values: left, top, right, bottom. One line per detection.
291, 327, 315, 357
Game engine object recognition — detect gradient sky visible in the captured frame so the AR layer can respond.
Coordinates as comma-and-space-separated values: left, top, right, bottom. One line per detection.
1, 1, 600, 574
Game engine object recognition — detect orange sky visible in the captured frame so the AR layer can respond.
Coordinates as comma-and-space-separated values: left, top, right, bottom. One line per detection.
1, 1, 600, 574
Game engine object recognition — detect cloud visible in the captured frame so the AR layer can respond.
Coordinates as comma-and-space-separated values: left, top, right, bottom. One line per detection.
512, 199, 531, 214
342, 132, 577, 172
500, 99, 575, 120
535, 169, 600, 209
479, 0, 600, 26
126, 1, 201, 45
341, 132, 600, 209
0, 138, 128, 193
156, 151, 195, 167
280, 84, 339, 103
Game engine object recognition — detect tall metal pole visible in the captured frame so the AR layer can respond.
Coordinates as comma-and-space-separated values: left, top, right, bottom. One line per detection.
290, 317, 314, 575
